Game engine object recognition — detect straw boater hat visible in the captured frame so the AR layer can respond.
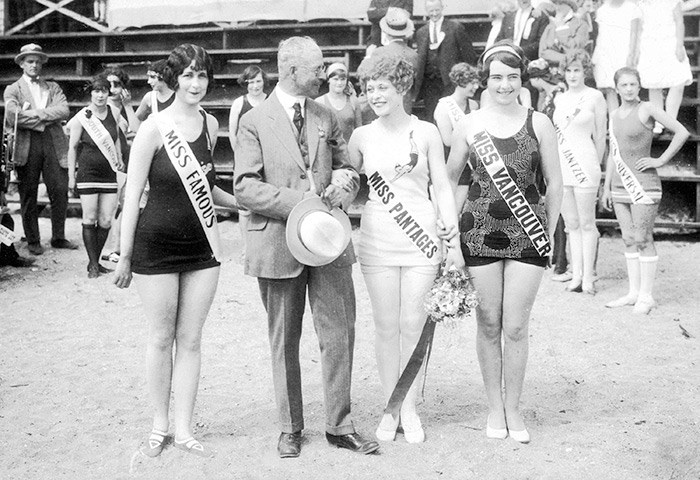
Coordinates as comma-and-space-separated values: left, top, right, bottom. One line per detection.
286, 196, 352, 267
15, 43, 49, 65
379, 7, 415, 38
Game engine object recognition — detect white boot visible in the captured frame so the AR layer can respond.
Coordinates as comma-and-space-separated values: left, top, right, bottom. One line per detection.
606, 252, 640, 308
634, 256, 658, 314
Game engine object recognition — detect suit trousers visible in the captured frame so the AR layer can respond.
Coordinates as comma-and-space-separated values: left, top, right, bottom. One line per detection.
16, 131, 68, 244
419, 77, 452, 123
258, 263, 356, 435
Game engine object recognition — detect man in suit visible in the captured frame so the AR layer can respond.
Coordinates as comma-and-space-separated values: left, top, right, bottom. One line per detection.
414, 0, 476, 122
496, 0, 550, 61
234, 36, 379, 459
4, 44, 77, 255
366, 0, 414, 49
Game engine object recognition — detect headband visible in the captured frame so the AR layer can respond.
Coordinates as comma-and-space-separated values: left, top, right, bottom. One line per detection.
482, 45, 522, 63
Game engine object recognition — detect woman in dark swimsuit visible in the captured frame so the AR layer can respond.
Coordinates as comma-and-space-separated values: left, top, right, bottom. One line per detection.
447, 41, 562, 444
114, 44, 236, 458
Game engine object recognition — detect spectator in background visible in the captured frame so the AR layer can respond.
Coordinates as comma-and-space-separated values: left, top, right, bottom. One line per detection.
486, 2, 516, 50
434, 63, 479, 148
135, 60, 175, 121
368, 7, 418, 115
317, 63, 362, 144
414, 0, 477, 122
496, 0, 550, 61
552, 50, 606, 295
228, 65, 269, 263
591, 0, 641, 113
577, 0, 599, 52
637, 0, 693, 135
366, 0, 414, 52
539, 0, 589, 70
3, 43, 77, 256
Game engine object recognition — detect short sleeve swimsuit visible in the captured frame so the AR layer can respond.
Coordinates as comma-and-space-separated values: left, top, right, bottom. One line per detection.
131, 111, 220, 274
460, 109, 549, 267
75, 108, 119, 195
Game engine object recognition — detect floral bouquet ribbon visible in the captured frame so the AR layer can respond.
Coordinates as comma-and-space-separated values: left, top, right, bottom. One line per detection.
384, 265, 478, 418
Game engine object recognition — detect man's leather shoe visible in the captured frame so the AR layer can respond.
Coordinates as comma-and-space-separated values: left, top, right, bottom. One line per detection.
27, 243, 44, 255
325, 432, 380, 454
50, 239, 79, 250
277, 432, 302, 458
8, 256, 35, 268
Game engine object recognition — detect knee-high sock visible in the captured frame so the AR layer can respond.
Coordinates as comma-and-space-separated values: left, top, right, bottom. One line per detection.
96, 226, 110, 259
82, 224, 99, 267
624, 252, 641, 296
637, 255, 658, 302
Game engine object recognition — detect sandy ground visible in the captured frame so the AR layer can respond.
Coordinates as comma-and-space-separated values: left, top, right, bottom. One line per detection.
0, 214, 699, 480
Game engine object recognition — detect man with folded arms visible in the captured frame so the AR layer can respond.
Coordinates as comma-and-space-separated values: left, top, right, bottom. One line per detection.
4, 44, 77, 255
234, 36, 379, 458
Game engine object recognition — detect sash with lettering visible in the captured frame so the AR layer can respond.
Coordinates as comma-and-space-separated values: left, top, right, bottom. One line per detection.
442, 96, 466, 128
366, 167, 442, 419
76, 106, 122, 173
154, 112, 222, 260
366, 170, 441, 262
554, 102, 589, 185
0, 222, 20, 246
608, 118, 655, 205
151, 92, 159, 115
472, 129, 551, 256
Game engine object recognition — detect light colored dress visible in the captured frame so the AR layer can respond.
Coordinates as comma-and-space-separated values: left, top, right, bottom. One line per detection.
552, 88, 603, 188
637, 0, 692, 89
592, 1, 642, 89
358, 116, 441, 266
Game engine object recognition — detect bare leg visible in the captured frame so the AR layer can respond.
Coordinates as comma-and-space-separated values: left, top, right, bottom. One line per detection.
560, 187, 582, 290
172, 267, 220, 441
665, 84, 685, 121
574, 188, 599, 293
469, 261, 506, 430
502, 260, 544, 437
630, 203, 659, 313
362, 265, 401, 436
134, 273, 180, 433
647, 89, 665, 133
398, 265, 438, 442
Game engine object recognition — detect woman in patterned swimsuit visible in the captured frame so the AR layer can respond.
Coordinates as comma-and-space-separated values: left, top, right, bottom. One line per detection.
447, 41, 562, 443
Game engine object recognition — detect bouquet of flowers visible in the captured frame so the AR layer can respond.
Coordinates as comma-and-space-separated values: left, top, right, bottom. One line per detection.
424, 265, 478, 324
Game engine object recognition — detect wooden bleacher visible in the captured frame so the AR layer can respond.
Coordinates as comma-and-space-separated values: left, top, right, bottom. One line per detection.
1, 13, 699, 228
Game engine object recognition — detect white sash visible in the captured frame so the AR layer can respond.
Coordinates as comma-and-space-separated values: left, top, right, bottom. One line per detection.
472, 129, 551, 256
608, 118, 654, 205
441, 97, 465, 128
76, 107, 122, 173
0, 222, 20, 246
154, 112, 222, 260
151, 92, 159, 114
366, 170, 441, 261
554, 124, 589, 185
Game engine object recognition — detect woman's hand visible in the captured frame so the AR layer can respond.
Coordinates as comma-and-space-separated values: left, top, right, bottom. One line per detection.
601, 188, 613, 211
113, 259, 132, 289
444, 244, 465, 271
436, 219, 459, 243
331, 169, 355, 192
68, 175, 76, 191
635, 156, 663, 172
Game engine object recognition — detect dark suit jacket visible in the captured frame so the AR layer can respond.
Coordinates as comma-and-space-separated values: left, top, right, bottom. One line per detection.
3, 78, 69, 168
496, 9, 550, 61
366, 0, 414, 47
414, 18, 476, 95
233, 89, 359, 279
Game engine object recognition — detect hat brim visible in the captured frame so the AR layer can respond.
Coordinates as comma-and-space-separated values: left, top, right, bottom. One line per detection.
286, 196, 352, 267
379, 18, 415, 38
15, 52, 48, 65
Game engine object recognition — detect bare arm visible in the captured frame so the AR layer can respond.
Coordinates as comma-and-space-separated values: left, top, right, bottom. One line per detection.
134, 92, 152, 122
433, 102, 454, 147
627, 17, 642, 67
533, 111, 562, 242
66, 119, 83, 191
228, 96, 244, 152
446, 115, 473, 194
113, 119, 159, 288
635, 102, 689, 171
591, 89, 607, 165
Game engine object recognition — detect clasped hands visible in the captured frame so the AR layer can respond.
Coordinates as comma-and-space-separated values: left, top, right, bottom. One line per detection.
437, 219, 465, 271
